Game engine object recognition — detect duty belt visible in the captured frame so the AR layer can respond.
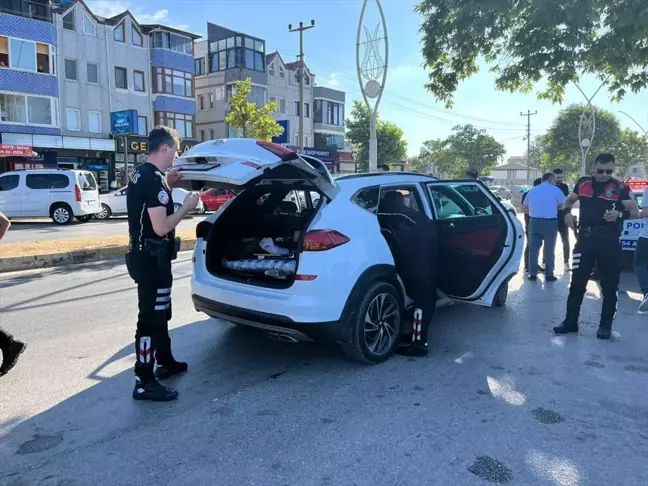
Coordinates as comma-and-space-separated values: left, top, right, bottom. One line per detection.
579, 226, 618, 239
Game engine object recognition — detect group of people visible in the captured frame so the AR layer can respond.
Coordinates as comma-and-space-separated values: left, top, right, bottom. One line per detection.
521, 153, 642, 339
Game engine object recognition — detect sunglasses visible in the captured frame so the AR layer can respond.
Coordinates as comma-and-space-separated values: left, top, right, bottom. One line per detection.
596, 169, 613, 174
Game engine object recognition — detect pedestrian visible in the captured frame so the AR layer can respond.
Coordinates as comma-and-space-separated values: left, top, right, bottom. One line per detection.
553, 168, 572, 270
0, 211, 26, 377
634, 183, 648, 312
523, 172, 566, 281
377, 164, 390, 172
126, 126, 200, 401
522, 178, 543, 273
378, 191, 438, 357
555, 153, 640, 339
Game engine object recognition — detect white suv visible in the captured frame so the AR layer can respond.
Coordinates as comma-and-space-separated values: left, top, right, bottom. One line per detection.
175, 139, 523, 363
0, 169, 101, 224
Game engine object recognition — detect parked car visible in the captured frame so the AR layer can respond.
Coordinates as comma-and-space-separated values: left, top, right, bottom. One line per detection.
174, 139, 523, 364
489, 185, 512, 200
619, 180, 646, 256
200, 189, 235, 213
0, 169, 101, 224
95, 186, 204, 219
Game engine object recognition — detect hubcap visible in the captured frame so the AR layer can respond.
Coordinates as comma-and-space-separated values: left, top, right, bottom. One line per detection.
98, 206, 108, 218
53, 208, 69, 223
364, 293, 400, 355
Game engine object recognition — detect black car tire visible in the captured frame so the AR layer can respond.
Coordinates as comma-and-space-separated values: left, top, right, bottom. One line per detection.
493, 280, 509, 307
340, 281, 403, 364
95, 204, 112, 220
50, 204, 72, 225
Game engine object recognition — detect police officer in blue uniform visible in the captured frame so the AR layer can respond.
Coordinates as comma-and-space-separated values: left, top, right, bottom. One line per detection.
555, 154, 639, 339
126, 126, 199, 401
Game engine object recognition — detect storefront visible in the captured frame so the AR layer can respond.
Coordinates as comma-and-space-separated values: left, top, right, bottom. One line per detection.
287, 146, 339, 173
0, 144, 57, 173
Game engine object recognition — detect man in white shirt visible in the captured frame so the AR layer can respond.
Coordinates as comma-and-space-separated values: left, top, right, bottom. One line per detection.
634, 185, 648, 311
522, 172, 567, 281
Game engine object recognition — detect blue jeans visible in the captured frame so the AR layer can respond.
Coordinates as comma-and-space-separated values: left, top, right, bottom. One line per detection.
529, 218, 558, 277
633, 237, 648, 295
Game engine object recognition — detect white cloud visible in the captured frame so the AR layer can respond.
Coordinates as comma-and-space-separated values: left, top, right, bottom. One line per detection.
326, 73, 344, 89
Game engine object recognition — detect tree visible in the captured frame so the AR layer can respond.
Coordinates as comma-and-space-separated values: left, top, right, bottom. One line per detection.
539, 104, 621, 176
225, 78, 284, 141
345, 101, 407, 172
420, 125, 506, 178
610, 129, 648, 177
415, 1, 648, 107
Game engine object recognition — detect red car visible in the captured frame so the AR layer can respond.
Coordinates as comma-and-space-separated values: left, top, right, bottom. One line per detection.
200, 189, 235, 212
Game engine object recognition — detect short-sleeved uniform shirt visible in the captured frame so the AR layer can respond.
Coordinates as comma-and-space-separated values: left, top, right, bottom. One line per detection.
127, 163, 174, 252
572, 176, 631, 235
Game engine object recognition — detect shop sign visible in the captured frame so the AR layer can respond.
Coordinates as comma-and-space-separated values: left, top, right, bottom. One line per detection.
0, 144, 33, 157
287, 146, 338, 161
116, 136, 197, 155
272, 120, 290, 144
110, 110, 139, 135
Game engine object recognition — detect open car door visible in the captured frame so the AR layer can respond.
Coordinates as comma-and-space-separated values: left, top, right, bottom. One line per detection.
425, 181, 523, 306
172, 138, 338, 201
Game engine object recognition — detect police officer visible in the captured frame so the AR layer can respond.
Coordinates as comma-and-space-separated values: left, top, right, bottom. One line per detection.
554, 153, 639, 340
126, 126, 199, 401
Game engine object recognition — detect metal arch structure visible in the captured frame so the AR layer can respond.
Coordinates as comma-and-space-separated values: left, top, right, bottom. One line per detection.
574, 79, 608, 176
356, 0, 388, 172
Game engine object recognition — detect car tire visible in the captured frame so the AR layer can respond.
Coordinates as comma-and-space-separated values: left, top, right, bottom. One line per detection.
50, 204, 72, 225
493, 280, 509, 307
196, 204, 206, 214
340, 281, 403, 364
76, 215, 92, 222
95, 204, 112, 220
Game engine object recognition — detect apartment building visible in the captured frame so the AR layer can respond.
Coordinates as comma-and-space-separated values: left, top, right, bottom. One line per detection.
194, 22, 267, 142
0, 0, 200, 191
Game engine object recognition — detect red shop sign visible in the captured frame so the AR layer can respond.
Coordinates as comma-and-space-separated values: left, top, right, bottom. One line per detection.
0, 144, 33, 157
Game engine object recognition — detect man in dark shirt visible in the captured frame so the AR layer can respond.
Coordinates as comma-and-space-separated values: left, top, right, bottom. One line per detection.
126, 126, 199, 401
553, 168, 572, 270
554, 153, 639, 339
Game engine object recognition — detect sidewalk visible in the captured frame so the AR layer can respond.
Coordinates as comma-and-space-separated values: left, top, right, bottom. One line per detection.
0, 230, 196, 273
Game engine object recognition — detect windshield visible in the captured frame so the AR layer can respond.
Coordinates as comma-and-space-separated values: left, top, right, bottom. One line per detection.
80, 172, 97, 191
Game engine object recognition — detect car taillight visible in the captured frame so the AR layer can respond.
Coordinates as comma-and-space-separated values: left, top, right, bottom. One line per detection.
303, 230, 349, 251
74, 184, 82, 202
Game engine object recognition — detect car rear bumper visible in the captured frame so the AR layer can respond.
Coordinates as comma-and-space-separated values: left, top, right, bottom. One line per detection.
192, 294, 343, 343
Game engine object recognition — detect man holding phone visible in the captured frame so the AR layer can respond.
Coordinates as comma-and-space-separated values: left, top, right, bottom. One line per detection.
555, 154, 639, 339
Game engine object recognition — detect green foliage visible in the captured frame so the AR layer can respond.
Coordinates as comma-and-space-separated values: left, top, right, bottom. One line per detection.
419, 125, 506, 178
345, 101, 408, 172
610, 129, 648, 177
415, 0, 648, 107
225, 78, 284, 141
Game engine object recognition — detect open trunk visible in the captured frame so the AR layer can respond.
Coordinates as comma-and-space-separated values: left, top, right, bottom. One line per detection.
204, 184, 323, 289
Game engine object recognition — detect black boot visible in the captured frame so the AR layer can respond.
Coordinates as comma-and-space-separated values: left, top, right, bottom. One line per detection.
553, 320, 579, 335
133, 377, 179, 402
396, 341, 429, 357
155, 360, 188, 380
0, 340, 26, 376
596, 326, 612, 340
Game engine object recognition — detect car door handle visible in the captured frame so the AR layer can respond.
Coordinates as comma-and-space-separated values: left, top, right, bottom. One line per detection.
445, 222, 455, 228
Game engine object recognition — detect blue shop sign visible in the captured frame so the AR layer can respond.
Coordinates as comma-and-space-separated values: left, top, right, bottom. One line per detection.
272, 120, 289, 144
110, 110, 139, 135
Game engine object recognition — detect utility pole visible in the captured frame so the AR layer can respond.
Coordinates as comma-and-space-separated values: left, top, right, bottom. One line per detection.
521, 110, 538, 186
289, 20, 315, 154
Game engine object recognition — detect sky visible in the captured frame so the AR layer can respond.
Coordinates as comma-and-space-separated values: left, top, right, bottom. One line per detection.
87, 0, 648, 161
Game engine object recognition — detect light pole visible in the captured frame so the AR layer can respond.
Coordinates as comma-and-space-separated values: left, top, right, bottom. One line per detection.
357, 0, 388, 172
289, 20, 315, 154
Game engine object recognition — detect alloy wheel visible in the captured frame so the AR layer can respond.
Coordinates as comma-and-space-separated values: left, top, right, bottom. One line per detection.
53, 207, 70, 224
363, 293, 400, 356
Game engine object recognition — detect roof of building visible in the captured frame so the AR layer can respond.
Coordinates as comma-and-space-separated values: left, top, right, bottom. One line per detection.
266, 51, 280, 65
494, 161, 542, 171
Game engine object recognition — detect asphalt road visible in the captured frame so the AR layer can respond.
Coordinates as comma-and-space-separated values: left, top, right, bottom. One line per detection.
1, 257, 648, 485
3, 215, 207, 244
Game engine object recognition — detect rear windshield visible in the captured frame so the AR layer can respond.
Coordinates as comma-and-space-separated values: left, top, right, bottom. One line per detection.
79, 172, 97, 191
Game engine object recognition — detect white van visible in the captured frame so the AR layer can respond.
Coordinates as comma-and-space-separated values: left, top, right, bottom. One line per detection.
0, 169, 101, 224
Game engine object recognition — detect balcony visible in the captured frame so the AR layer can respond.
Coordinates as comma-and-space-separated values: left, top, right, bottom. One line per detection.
0, 0, 53, 23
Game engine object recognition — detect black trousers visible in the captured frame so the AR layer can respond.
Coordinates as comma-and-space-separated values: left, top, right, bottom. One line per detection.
411, 297, 437, 344
0, 326, 13, 351
565, 235, 622, 329
126, 252, 174, 382
557, 222, 570, 263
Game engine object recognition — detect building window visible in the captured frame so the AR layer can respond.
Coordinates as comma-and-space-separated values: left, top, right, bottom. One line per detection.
305, 102, 310, 118
215, 86, 224, 100
269, 62, 275, 76
207, 35, 265, 73
63, 11, 75, 31
64, 58, 78, 81
209, 128, 215, 140
315, 100, 345, 126
133, 70, 145, 92
88, 111, 101, 132
199, 130, 205, 141
114, 22, 125, 42
0, 93, 56, 126
279, 98, 286, 114
86, 62, 98, 84
195, 57, 205, 75
198, 94, 204, 111
269, 95, 277, 105
0, 37, 54, 75
154, 112, 194, 138
66, 108, 81, 131
0, 94, 49, 125
115, 67, 127, 89
133, 27, 143, 47
279, 67, 284, 79
304, 74, 310, 86
314, 133, 345, 150
151, 31, 192, 55
208, 92, 214, 109
152, 67, 193, 97
137, 116, 147, 136
83, 13, 96, 36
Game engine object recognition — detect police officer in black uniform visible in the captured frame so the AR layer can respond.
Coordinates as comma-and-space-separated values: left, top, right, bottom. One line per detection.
554, 153, 639, 340
126, 126, 199, 401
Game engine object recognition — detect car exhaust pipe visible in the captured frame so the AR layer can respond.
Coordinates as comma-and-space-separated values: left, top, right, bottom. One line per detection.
267, 332, 299, 343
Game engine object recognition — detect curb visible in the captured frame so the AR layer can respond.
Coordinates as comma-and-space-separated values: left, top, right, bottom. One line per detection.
0, 238, 197, 274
